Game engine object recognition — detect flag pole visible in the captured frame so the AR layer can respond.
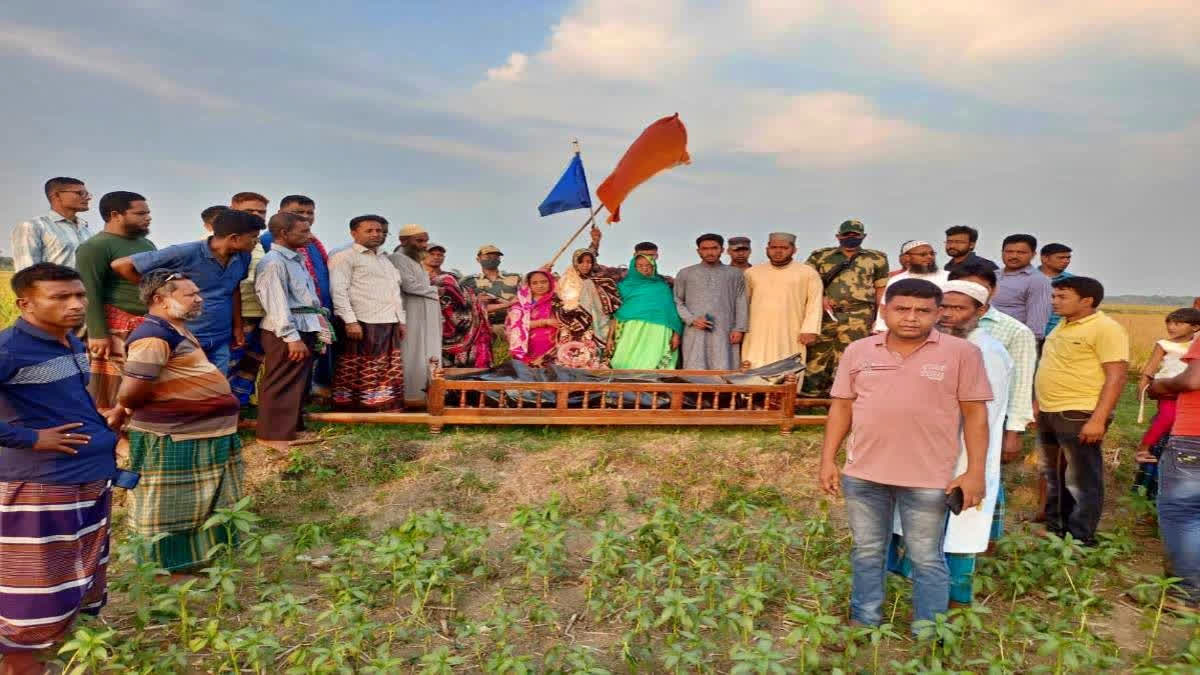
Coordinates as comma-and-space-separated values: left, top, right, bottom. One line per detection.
545, 138, 604, 269
546, 202, 605, 269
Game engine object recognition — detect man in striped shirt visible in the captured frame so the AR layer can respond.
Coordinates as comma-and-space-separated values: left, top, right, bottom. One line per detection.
10, 177, 94, 272
0, 264, 123, 673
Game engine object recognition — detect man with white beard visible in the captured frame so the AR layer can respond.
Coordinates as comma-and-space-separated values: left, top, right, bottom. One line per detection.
888, 279, 1014, 607
873, 241, 950, 332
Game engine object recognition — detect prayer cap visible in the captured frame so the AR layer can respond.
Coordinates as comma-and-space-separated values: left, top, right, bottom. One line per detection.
943, 280, 990, 306
901, 240, 933, 255
397, 223, 427, 237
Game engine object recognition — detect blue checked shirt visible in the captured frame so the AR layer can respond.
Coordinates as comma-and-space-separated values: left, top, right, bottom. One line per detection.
978, 307, 1037, 432
10, 211, 93, 271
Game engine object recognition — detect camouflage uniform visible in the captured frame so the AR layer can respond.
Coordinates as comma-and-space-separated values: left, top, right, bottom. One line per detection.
462, 271, 522, 363
802, 247, 889, 396
462, 271, 522, 325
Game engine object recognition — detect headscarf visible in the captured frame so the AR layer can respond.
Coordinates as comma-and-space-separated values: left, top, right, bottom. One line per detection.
505, 269, 557, 362
572, 248, 621, 314
614, 254, 682, 333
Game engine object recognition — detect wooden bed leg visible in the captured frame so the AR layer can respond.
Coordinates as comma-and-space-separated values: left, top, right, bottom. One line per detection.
429, 423, 444, 434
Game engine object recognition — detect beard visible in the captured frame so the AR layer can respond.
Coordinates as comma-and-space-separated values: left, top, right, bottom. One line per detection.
404, 243, 424, 261
909, 262, 937, 274
166, 297, 202, 321
937, 317, 979, 339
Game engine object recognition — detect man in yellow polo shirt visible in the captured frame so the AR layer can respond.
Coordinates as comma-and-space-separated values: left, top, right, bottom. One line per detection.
1035, 276, 1129, 545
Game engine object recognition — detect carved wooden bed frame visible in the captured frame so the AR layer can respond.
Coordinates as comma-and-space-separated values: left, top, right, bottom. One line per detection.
425, 363, 825, 435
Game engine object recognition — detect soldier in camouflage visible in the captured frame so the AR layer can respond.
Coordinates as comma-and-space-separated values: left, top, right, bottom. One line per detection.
802, 220, 890, 397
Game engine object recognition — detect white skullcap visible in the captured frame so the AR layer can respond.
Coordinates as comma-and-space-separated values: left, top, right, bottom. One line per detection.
943, 280, 990, 306
901, 240, 933, 255
397, 223, 427, 238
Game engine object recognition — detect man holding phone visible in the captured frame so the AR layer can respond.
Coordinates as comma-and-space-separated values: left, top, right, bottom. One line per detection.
819, 278, 992, 631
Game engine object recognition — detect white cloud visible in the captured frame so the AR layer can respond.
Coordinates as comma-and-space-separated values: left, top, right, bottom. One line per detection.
487, 52, 529, 82
538, 0, 698, 81
738, 92, 946, 166
0, 20, 240, 111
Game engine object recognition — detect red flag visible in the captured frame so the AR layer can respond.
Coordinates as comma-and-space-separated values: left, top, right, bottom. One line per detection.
596, 113, 690, 223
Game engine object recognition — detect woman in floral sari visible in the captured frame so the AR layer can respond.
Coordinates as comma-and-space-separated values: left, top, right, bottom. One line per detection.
505, 269, 558, 365
610, 254, 682, 369
549, 249, 619, 368
424, 244, 492, 367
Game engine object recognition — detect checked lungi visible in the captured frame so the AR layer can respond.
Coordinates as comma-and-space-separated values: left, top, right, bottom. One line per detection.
127, 431, 244, 572
0, 479, 111, 654
87, 305, 145, 410
332, 322, 404, 411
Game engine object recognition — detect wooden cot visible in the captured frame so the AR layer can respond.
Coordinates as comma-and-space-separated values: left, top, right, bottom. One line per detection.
424, 363, 825, 435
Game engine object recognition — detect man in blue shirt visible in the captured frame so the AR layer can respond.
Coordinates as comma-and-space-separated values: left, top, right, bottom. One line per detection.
0, 263, 122, 671
1038, 243, 1074, 340
111, 209, 265, 373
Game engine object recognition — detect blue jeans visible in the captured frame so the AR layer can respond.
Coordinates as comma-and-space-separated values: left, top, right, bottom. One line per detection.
1159, 436, 1200, 605
202, 341, 231, 375
843, 475, 950, 627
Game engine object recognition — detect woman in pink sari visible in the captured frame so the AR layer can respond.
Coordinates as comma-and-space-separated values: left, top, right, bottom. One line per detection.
505, 269, 558, 365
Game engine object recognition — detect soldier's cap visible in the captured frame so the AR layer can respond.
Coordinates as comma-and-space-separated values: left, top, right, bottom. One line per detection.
477, 244, 503, 256
838, 220, 866, 235
728, 236, 751, 250
426, 242, 446, 253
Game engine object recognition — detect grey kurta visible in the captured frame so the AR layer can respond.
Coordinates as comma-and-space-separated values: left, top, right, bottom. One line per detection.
673, 262, 749, 369
389, 252, 442, 402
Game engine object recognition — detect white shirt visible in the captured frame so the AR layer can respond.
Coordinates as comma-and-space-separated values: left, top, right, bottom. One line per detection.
11, 211, 92, 270
329, 244, 406, 325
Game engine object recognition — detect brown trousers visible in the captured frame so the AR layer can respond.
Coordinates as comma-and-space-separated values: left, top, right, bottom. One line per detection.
257, 331, 316, 441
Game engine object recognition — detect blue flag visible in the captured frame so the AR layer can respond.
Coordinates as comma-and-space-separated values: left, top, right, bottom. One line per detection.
538, 153, 592, 217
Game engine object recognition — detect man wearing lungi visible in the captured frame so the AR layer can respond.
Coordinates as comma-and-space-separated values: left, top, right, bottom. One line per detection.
254, 213, 333, 449
0, 264, 123, 674
75, 191, 155, 410
329, 215, 406, 411
117, 270, 244, 577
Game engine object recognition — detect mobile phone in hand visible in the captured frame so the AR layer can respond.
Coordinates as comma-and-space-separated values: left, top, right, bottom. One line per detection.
945, 486, 964, 515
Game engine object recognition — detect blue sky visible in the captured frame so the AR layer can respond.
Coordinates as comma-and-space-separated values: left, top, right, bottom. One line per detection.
2, 0, 1197, 294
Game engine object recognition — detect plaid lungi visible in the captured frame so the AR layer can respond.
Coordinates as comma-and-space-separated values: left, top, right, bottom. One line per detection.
87, 305, 145, 410
0, 479, 111, 653
127, 431, 244, 572
990, 482, 1006, 542
332, 322, 404, 411
887, 534, 977, 605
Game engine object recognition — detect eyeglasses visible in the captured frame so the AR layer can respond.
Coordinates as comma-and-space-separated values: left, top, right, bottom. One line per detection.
56, 190, 91, 198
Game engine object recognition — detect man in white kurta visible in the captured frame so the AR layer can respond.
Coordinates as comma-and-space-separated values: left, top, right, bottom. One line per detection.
889, 280, 1013, 606
742, 233, 823, 386
873, 241, 950, 332
388, 224, 442, 406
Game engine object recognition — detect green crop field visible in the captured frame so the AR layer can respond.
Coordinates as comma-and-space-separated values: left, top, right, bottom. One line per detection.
0, 271, 15, 328
38, 383, 1192, 673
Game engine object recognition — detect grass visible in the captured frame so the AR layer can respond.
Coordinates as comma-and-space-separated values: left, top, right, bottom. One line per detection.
36, 383, 1196, 674
1105, 303, 1181, 372
0, 271, 15, 327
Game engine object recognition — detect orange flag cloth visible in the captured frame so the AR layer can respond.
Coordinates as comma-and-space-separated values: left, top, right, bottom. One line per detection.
595, 113, 690, 223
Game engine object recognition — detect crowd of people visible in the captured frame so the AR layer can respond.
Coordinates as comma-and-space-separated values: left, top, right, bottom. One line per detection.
0, 175, 1197, 669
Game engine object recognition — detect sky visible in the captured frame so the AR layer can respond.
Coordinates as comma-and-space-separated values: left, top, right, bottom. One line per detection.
1, 0, 1197, 294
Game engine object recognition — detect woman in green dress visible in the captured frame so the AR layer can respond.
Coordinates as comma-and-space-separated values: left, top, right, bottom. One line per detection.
609, 254, 682, 369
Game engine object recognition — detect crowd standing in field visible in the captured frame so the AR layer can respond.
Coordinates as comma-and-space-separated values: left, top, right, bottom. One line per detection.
1, 175, 1197, 671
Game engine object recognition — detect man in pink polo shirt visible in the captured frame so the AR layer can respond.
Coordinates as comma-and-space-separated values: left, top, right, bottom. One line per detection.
819, 277, 992, 629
